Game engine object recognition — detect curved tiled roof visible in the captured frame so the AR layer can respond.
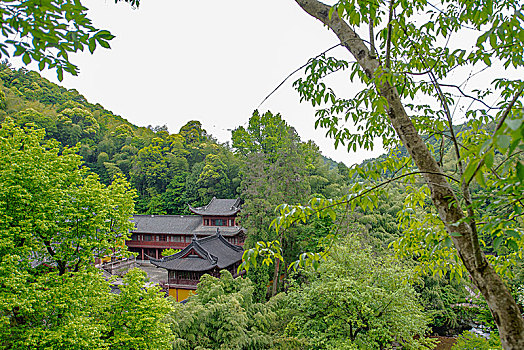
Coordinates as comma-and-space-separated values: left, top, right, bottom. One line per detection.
132, 215, 201, 234
149, 231, 243, 272
131, 214, 244, 237
188, 197, 241, 216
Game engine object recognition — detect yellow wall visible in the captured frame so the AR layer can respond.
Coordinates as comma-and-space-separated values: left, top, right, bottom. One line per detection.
168, 288, 194, 302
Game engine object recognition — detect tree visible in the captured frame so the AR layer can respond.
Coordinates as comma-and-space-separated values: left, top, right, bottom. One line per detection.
0, 0, 137, 80
233, 111, 311, 296
0, 121, 173, 349
270, 0, 524, 348
284, 236, 434, 349
0, 119, 135, 275
0, 267, 173, 349
104, 268, 174, 350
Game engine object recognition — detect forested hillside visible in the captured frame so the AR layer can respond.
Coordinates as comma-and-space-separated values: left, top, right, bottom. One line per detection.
1, 62, 520, 349
0, 62, 349, 215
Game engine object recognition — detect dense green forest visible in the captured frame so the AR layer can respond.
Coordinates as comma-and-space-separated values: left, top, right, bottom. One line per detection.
2, 62, 520, 349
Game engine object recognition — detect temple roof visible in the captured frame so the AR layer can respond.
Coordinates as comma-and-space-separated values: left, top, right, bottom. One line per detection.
188, 197, 241, 216
149, 231, 244, 272
132, 215, 200, 234
131, 215, 243, 237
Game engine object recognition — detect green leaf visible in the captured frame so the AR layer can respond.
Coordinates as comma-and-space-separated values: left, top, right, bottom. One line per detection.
449, 230, 462, 237
505, 118, 522, 131
508, 239, 519, 251
475, 170, 486, 187
57, 67, 63, 81
22, 53, 30, 64
88, 39, 96, 54
98, 39, 110, 49
464, 160, 479, 182
95, 30, 115, 40
506, 229, 521, 240
493, 236, 503, 250
496, 135, 511, 150
517, 161, 524, 181
484, 151, 494, 169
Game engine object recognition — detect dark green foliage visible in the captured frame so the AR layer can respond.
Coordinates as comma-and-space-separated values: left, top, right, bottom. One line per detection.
415, 274, 474, 335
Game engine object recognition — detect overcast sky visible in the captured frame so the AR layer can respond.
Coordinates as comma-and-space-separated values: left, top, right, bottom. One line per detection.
14, 0, 385, 165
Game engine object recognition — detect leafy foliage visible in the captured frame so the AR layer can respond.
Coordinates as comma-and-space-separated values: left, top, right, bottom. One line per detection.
0, 120, 135, 275
451, 331, 502, 350
0, 267, 173, 350
170, 270, 291, 350
0, 0, 134, 80
283, 236, 435, 350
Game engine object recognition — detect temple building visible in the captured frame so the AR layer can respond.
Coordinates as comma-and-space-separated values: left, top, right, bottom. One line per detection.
126, 198, 245, 260
149, 230, 244, 301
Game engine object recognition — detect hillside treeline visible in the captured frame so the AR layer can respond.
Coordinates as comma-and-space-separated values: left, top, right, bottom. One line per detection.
0, 62, 349, 214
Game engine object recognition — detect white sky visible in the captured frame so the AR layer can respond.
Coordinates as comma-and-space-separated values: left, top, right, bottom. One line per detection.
13, 0, 385, 165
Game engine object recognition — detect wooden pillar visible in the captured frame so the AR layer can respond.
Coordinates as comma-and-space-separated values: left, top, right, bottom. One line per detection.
141, 248, 144, 260
156, 249, 158, 259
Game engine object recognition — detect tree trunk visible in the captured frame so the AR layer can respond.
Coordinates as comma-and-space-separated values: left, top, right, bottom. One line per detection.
272, 257, 280, 296
294, 0, 524, 348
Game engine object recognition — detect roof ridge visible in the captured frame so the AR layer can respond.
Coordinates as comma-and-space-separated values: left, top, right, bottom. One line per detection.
217, 234, 244, 252
192, 240, 216, 263
205, 197, 216, 210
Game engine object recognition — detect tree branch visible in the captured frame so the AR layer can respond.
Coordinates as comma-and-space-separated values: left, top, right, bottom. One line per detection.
467, 85, 524, 188
439, 83, 501, 110
369, 14, 376, 58
385, 0, 394, 69
258, 43, 341, 108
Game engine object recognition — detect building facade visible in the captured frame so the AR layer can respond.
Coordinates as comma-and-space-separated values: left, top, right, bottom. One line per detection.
149, 231, 244, 301
126, 198, 245, 260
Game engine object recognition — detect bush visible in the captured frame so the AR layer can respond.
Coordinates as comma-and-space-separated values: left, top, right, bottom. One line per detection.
451, 331, 502, 350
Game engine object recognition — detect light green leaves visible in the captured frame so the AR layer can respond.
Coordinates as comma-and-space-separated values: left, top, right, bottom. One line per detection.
0, 0, 129, 80
238, 240, 283, 273
170, 270, 282, 350
0, 120, 136, 274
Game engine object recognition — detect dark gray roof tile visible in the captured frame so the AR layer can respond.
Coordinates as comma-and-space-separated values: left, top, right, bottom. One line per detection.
131, 215, 201, 234
150, 233, 243, 272
131, 215, 244, 237
189, 197, 241, 216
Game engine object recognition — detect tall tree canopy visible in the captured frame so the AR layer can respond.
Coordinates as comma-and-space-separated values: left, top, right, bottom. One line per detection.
284, 236, 434, 349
